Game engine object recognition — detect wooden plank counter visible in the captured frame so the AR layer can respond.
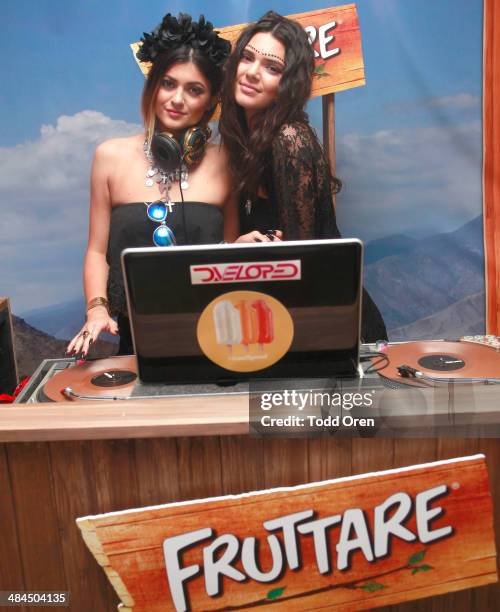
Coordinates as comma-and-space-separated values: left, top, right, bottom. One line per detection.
0, 396, 499, 611
0, 395, 249, 442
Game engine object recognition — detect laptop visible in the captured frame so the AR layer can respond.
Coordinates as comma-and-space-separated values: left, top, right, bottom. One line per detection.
121, 239, 362, 384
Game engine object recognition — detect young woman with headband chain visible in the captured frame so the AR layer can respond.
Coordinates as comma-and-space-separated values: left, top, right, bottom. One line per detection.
219, 11, 387, 342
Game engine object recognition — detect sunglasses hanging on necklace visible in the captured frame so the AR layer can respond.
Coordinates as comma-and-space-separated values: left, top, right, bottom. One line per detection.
143, 139, 189, 247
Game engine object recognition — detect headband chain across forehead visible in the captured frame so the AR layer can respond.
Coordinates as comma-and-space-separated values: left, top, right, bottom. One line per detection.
246, 43, 286, 65
136, 13, 231, 68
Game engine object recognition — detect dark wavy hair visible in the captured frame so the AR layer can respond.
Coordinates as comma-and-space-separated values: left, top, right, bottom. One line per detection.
220, 11, 331, 197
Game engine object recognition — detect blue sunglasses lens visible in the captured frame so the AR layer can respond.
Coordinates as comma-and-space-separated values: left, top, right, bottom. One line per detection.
147, 202, 167, 222
153, 225, 176, 247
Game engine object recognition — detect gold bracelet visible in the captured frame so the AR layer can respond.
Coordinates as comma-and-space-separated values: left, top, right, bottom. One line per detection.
87, 297, 109, 313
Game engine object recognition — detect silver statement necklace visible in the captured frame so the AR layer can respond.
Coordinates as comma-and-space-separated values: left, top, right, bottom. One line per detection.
143, 140, 189, 211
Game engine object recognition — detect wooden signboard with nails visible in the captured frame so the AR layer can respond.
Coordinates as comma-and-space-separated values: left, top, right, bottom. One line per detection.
77, 454, 497, 611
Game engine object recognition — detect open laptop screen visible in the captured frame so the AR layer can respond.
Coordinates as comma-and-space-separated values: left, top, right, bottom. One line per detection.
122, 239, 362, 383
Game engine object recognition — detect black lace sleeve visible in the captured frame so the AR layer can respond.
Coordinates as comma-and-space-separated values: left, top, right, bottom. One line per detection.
270, 122, 341, 240
270, 123, 387, 342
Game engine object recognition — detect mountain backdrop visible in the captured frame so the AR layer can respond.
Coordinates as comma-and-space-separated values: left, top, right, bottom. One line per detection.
20, 297, 87, 340
12, 315, 117, 377
364, 215, 484, 336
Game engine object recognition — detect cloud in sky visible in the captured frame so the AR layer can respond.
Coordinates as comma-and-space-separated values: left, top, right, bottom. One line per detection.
1, 111, 141, 313
0, 111, 140, 201
336, 119, 482, 241
387, 93, 480, 114
424, 94, 479, 110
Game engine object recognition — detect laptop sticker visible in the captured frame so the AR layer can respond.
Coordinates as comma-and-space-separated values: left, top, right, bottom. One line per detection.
196, 290, 294, 372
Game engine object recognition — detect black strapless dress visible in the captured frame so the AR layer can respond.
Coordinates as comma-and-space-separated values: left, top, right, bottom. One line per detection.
106, 202, 223, 354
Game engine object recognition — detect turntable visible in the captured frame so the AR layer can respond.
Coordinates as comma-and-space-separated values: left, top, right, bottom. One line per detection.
14, 337, 500, 404
14, 356, 248, 403
377, 337, 500, 388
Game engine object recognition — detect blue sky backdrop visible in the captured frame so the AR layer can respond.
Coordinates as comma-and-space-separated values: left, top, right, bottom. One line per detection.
0, 0, 483, 312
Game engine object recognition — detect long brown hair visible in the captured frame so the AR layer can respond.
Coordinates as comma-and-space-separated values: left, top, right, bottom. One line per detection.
219, 11, 317, 197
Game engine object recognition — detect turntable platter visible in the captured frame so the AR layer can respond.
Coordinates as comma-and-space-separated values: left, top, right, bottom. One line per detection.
42, 356, 137, 402
378, 341, 500, 387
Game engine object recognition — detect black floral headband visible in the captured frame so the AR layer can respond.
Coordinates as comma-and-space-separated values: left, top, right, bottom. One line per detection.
136, 13, 231, 68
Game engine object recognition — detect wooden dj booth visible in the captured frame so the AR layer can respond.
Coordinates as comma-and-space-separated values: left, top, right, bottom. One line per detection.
1, 391, 499, 611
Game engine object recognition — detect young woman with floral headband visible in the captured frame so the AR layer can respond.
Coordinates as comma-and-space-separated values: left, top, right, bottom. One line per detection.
68, 13, 236, 356
220, 11, 387, 342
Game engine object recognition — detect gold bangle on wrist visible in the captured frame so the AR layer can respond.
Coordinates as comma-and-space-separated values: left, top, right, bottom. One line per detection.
87, 297, 109, 313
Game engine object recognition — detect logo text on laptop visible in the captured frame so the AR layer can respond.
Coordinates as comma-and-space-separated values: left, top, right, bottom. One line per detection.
190, 260, 301, 284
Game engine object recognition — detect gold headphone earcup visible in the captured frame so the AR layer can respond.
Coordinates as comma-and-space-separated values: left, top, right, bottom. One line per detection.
183, 126, 210, 166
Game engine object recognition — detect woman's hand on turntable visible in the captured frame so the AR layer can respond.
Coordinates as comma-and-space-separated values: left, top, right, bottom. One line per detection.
66, 306, 118, 357
235, 230, 283, 243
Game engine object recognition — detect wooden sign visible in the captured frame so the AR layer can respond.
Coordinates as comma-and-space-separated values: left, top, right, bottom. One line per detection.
131, 4, 365, 99
77, 455, 497, 611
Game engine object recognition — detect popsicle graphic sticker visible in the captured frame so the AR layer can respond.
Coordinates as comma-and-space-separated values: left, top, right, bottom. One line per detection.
213, 300, 242, 354
253, 299, 274, 349
224, 299, 275, 353
197, 290, 294, 372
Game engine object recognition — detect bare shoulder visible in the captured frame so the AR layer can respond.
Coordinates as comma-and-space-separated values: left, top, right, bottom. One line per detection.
204, 142, 230, 164
202, 143, 231, 177
94, 134, 143, 163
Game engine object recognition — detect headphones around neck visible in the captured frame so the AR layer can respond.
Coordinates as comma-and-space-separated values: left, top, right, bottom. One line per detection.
150, 126, 212, 173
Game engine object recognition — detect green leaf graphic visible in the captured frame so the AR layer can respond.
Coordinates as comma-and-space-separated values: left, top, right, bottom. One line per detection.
315, 63, 326, 72
360, 581, 386, 593
408, 550, 427, 566
411, 564, 434, 575
267, 587, 286, 600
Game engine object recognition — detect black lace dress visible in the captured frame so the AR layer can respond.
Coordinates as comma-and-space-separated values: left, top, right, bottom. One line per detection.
106, 202, 223, 354
240, 122, 387, 343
